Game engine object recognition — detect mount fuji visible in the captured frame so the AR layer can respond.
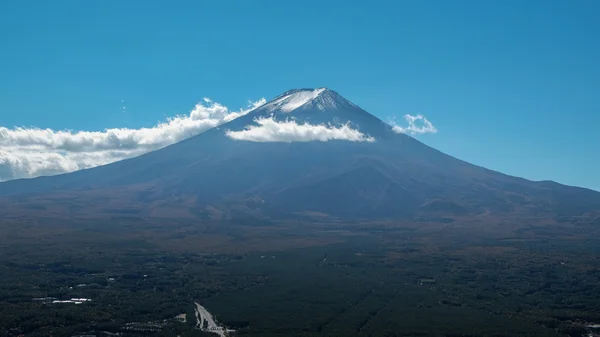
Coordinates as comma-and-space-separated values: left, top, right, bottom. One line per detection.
1, 88, 599, 221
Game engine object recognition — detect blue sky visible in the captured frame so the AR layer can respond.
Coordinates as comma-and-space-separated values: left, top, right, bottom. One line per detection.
1, 0, 599, 190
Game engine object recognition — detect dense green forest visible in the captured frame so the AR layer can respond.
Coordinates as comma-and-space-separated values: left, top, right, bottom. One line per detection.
1, 217, 600, 336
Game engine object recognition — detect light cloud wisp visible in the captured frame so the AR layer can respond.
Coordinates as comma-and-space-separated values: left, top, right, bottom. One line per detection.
0, 98, 266, 181
391, 114, 437, 135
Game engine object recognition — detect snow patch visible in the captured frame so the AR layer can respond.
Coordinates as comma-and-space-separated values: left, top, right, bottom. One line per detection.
266, 88, 328, 112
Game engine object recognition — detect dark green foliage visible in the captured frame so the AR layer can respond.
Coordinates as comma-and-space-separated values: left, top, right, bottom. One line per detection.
1, 218, 600, 336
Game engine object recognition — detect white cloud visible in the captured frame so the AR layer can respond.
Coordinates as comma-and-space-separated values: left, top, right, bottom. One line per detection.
225, 117, 375, 143
0, 97, 266, 181
391, 114, 437, 135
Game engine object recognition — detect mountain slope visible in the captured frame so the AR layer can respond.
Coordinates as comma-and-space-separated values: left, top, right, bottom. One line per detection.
1, 88, 599, 221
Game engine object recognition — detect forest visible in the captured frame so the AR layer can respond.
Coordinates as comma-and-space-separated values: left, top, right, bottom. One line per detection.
1, 216, 600, 336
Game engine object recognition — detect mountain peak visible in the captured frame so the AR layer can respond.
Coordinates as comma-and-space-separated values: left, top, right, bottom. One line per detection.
2, 87, 600, 222
263, 87, 356, 113
222, 87, 390, 139
279, 87, 328, 97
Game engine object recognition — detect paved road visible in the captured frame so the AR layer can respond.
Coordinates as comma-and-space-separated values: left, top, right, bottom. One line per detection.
194, 302, 234, 337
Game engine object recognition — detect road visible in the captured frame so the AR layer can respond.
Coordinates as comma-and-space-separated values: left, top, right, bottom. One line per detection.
194, 302, 235, 337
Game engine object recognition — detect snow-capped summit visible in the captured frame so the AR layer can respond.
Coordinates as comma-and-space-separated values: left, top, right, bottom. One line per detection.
263, 87, 358, 113
226, 87, 389, 137
265, 88, 327, 112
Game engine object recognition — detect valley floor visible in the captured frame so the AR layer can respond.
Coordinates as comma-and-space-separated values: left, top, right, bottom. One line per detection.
0, 216, 599, 336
